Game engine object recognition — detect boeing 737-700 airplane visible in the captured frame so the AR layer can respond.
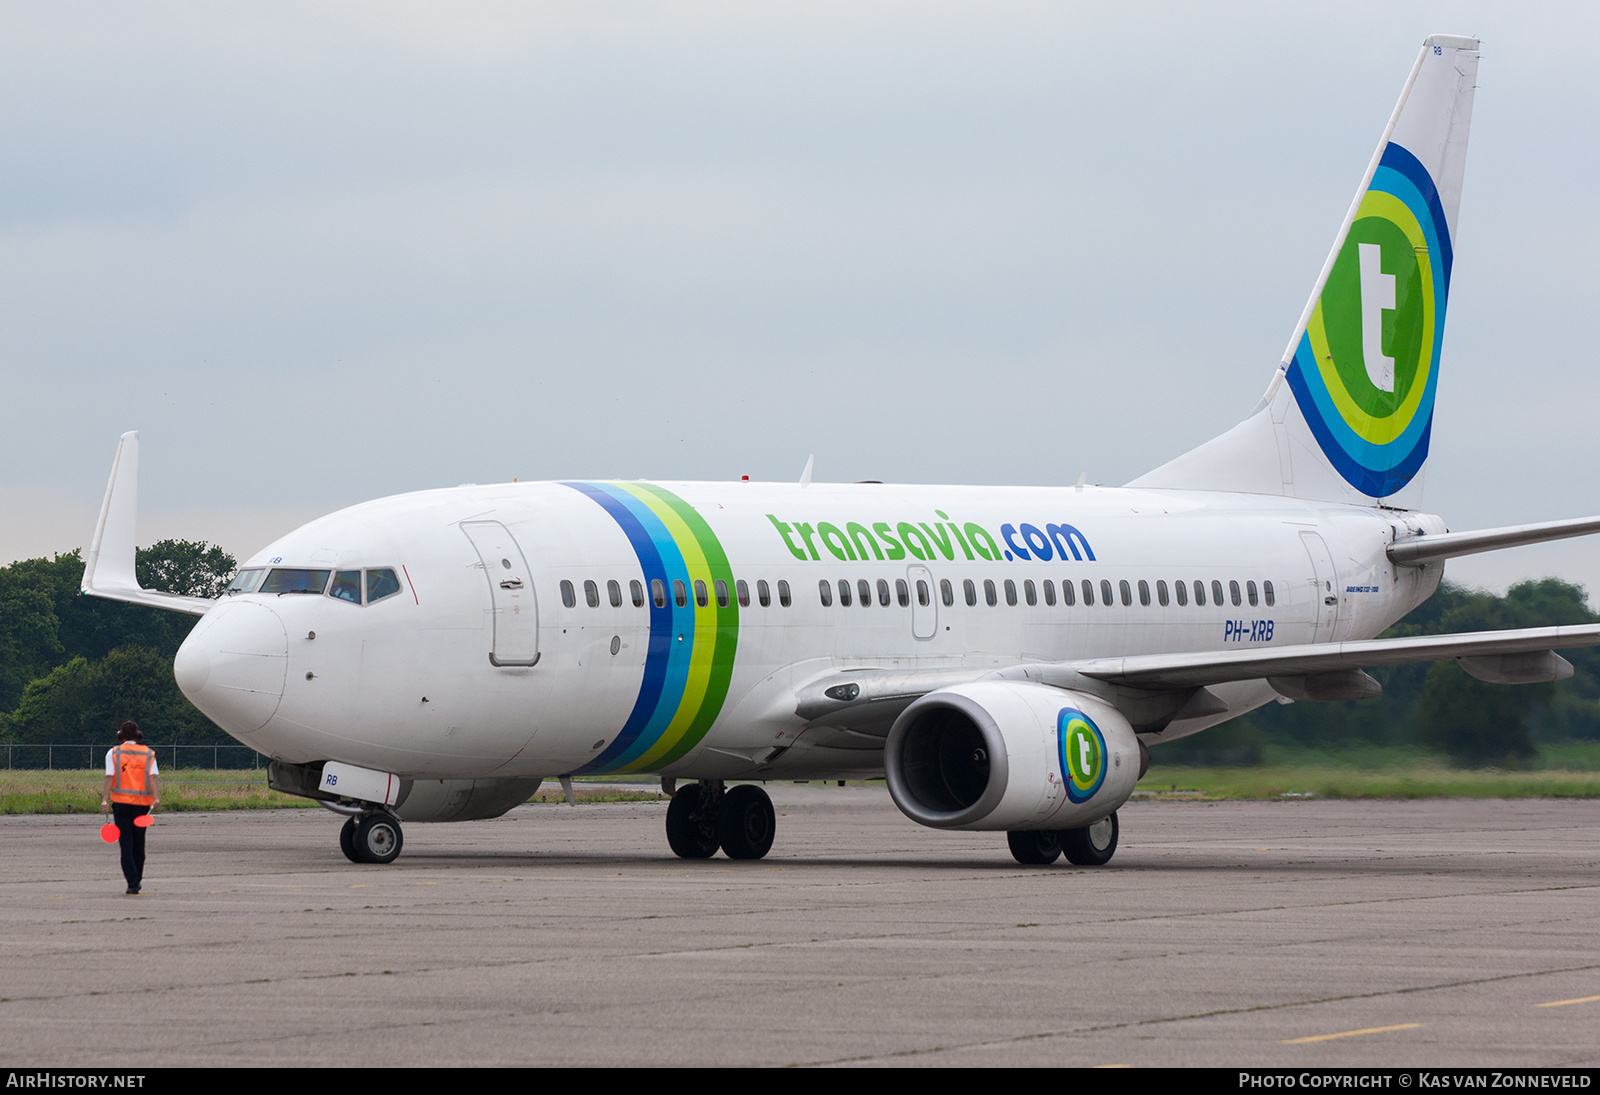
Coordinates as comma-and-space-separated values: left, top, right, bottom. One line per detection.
81, 36, 1600, 866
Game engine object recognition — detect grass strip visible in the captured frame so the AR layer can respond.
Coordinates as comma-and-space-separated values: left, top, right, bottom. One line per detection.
0, 769, 665, 814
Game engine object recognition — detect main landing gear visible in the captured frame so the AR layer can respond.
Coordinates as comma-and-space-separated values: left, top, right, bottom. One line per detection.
665, 781, 776, 861
1006, 811, 1119, 867
339, 812, 404, 864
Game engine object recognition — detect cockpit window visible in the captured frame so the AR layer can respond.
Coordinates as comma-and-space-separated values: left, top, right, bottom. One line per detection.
366, 568, 402, 604
329, 571, 362, 604
226, 569, 265, 594
260, 569, 331, 595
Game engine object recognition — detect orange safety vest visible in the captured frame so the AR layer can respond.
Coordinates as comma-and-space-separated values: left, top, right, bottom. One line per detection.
109, 742, 155, 806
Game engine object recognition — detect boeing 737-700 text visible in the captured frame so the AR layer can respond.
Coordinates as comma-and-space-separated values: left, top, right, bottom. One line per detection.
81, 36, 1600, 866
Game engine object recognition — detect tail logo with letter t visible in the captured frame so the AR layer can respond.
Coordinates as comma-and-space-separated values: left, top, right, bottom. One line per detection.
1285, 141, 1450, 498
1130, 36, 1478, 507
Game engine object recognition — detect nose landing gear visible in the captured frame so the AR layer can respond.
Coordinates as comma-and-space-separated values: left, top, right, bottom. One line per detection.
339, 812, 405, 864
665, 781, 776, 860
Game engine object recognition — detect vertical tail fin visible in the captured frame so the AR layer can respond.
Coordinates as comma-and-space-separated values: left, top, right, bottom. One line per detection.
1133, 35, 1479, 507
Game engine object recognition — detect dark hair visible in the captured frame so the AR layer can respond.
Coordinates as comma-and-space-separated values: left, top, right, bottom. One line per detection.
118, 720, 141, 742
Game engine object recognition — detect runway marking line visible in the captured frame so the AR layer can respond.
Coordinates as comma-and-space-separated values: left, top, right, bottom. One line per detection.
1536, 995, 1600, 1008
1281, 1023, 1423, 1044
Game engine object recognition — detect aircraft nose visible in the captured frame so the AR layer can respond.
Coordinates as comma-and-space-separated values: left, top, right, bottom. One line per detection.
175, 601, 288, 733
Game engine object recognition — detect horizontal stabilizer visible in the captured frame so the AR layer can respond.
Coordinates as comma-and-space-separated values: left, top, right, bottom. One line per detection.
81, 432, 214, 618
1388, 515, 1600, 566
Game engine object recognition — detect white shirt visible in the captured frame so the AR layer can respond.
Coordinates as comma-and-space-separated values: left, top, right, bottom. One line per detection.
105, 746, 159, 777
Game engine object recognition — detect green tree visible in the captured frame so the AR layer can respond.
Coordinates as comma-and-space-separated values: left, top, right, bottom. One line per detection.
136, 539, 237, 599
0, 541, 241, 762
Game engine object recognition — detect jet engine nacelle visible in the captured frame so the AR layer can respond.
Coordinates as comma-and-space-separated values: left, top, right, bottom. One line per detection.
884, 682, 1139, 831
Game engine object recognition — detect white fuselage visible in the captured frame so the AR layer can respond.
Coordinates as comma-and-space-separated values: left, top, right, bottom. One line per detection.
174, 480, 1445, 781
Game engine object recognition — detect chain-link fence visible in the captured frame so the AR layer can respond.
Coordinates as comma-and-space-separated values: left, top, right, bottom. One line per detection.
3, 744, 268, 770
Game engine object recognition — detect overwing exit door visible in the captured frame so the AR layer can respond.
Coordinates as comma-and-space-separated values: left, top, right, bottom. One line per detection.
461, 520, 541, 667
908, 564, 937, 640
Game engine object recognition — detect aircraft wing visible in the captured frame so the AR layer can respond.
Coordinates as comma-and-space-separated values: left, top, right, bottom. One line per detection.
1069, 624, 1600, 690
796, 623, 1600, 734
81, 431, 216, 618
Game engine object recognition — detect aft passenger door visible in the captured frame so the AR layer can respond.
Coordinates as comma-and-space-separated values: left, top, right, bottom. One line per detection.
460, 520, 541, 667
1299, 531, 1340, 644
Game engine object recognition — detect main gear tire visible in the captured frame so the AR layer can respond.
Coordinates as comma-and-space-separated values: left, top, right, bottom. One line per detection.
665, 784, 719, 859
718, 784, 775, 860
1007, 829, 1064, 865
1061, 812, 1118, 866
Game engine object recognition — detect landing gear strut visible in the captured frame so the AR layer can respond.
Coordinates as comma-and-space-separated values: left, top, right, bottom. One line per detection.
665, 781, 776, 860
339, 811, 404, 864
1006, 810, 1119, 867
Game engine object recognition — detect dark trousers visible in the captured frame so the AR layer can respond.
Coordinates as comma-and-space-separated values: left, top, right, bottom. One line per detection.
111, 802, 149, 891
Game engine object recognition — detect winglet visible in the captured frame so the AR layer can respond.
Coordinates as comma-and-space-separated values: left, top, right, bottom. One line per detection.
81, 432, 214, 617
83, 431, 141, 595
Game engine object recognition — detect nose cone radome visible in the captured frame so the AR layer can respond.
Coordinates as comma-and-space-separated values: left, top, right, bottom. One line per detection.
175, 601, 288, 733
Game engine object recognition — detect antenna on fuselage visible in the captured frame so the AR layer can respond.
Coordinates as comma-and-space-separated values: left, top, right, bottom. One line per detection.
1075, 472, 1087, 492
799, 454, 814, 489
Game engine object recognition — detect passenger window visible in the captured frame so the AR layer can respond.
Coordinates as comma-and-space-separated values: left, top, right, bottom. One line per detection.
756, 579, 771, 607
818, 579, 833, 607
777, 580, 791, 607
1062, 579, 1075, 607
985, 579, 998, 607
879, 578, 892, 607
1229, 580, 1241, 607
898, 579, 911, 607
694, 580, 708, 608
736, 579, 750, 608
1043, 579, 1056, 606
1082, 579, 1094, 606
608, 579, 622, 607
1101, 579, 1114, 606
1022, 579, 1035, 606
1246, 580, 1258, 607
1002, 579, 1016, 606
1212, 580, 1225, 606
964, 579, 977, 606
631, 579, 645, 607
715, 580, 729, 608
914, 580, 928, 607
651, 579, 667, 608
329, 571, 361, 604
1138, 579, 1150, 607
838, 580, 852, 607
1119, 580, 1132, 606
674, 580, 688, 608
561, 580, 576, 609
585, 580, 600, 608
1193, 580, 1206, 607
940, 579, 953, 607
858, 579, 871, 607
1156, 580, 1169, 606
1264, 580, 1275, 607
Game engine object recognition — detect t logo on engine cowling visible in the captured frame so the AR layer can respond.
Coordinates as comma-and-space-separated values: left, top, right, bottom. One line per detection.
1058, 709, 1107, 804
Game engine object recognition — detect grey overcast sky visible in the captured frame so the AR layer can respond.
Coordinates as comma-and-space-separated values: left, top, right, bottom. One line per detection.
4, 3, 1599, 597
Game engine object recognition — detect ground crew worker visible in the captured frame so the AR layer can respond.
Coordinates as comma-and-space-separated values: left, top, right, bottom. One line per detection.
101, 720, 159, 894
